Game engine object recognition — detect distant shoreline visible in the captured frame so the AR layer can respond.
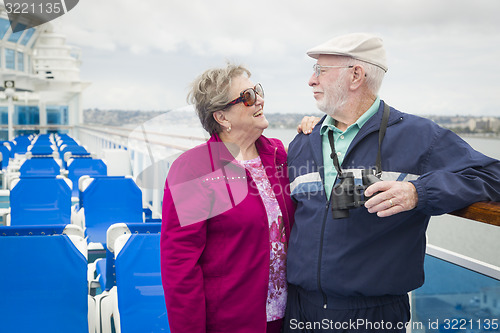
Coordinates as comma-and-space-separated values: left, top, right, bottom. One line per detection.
83, 109, 500, 139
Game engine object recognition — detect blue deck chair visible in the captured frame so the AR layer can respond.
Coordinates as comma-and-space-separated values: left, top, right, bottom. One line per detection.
96, 222, 169, 333
11, 135, 31, 156
29, 144, 55, 156
33, 133, 52, 141
0, 143, 10, 170
61, 146, 89, 169
67, 158, 107, 198
61, 144, 88, 157
10, 176, 72, 226
0, 144, 9, 189
56, 135, 78, 151
19, 157, 61, 177
31, 140, 53, 149
79, 176, 143, 248
0, 224, 91, 333
93, 223, 161, 292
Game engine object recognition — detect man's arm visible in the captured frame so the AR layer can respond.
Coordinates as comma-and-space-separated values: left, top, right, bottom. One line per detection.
365, 128, 500, 217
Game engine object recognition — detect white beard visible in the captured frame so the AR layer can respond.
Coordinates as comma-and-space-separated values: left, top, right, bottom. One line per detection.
316, 74, 348, 117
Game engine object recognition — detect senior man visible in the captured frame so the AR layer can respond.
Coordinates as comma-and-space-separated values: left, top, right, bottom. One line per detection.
284, 33, 500, 332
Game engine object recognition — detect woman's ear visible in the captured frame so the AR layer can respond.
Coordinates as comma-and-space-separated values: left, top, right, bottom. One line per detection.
213, 110, 227, 126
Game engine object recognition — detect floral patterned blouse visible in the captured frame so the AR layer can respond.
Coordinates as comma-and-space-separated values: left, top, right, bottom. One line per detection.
239, 156, 287, 322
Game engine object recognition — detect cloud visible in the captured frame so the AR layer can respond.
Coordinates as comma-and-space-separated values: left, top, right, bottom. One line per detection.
54, 0, 500, 116
83, 80, 174, 111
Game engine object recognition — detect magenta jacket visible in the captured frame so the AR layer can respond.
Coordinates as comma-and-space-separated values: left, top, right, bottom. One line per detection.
161, 133, 295, 333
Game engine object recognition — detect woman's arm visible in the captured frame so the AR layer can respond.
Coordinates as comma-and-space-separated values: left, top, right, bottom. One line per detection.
161, 165, 208, 333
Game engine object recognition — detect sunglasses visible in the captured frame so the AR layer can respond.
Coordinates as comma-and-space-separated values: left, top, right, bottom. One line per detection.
225, 83, 264, 108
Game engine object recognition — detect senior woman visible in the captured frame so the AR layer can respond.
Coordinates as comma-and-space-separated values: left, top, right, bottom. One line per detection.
161, 63, 300, 333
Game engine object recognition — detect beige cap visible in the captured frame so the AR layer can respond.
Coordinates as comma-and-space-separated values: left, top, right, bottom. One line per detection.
307, 33, 388, 72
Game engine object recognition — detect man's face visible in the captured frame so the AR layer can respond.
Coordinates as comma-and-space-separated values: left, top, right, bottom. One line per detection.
309, 55, 350, 117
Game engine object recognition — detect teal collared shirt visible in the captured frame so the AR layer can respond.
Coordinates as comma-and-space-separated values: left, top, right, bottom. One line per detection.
320, 97, 380, 200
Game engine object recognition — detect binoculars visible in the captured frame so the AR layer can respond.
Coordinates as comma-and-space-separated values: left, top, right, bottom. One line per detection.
330, 169, 382, 219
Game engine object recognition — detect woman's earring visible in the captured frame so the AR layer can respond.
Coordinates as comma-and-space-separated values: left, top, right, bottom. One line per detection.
227, 126, 231, 133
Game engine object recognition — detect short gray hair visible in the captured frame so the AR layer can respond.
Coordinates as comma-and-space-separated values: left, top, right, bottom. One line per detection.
188, 63, 251, 134
338, 57, 385, 95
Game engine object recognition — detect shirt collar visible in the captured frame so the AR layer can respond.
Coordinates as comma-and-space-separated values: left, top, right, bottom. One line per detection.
320, 96, 381, 135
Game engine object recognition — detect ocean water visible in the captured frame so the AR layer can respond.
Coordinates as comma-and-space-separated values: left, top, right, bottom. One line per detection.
264, 127, 500, 267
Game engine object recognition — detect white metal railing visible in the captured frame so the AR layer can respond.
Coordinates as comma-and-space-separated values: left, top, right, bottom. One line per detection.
409, 244, 500, 332
426, 244, 500, 280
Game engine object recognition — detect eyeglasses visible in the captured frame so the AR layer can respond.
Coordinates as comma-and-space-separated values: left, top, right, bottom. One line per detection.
313, 64, 353, 77
225, 83, 264, 108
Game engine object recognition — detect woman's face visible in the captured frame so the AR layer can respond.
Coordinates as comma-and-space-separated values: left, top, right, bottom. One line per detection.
223, 75, 268, 136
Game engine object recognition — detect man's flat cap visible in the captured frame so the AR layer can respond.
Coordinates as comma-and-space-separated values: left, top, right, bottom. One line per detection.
307, 33, 388, 72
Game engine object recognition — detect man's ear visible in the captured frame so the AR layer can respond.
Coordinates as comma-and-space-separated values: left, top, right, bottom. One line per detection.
350, 65, 366, 90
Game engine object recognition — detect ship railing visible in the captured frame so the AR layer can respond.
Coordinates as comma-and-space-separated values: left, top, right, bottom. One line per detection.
0, 124, 74, 131
76, 124, 205, 219
450, 202, 500, 227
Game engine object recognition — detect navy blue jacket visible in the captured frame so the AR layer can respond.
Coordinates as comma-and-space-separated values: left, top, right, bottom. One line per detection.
287, 101, 500, 298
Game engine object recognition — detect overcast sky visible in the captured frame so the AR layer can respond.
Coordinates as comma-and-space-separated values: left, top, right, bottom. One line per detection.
54, 0, 500, 117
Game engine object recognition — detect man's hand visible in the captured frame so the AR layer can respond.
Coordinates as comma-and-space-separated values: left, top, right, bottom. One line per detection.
364, 181, 418, 217
297, 116, 321, 134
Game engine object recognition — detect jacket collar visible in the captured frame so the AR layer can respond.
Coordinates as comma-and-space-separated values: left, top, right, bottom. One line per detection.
347, 100, 403, 156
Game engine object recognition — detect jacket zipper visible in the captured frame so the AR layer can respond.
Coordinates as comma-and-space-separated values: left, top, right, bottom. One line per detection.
317, 198, 331, 309
308, 134, 331, 309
